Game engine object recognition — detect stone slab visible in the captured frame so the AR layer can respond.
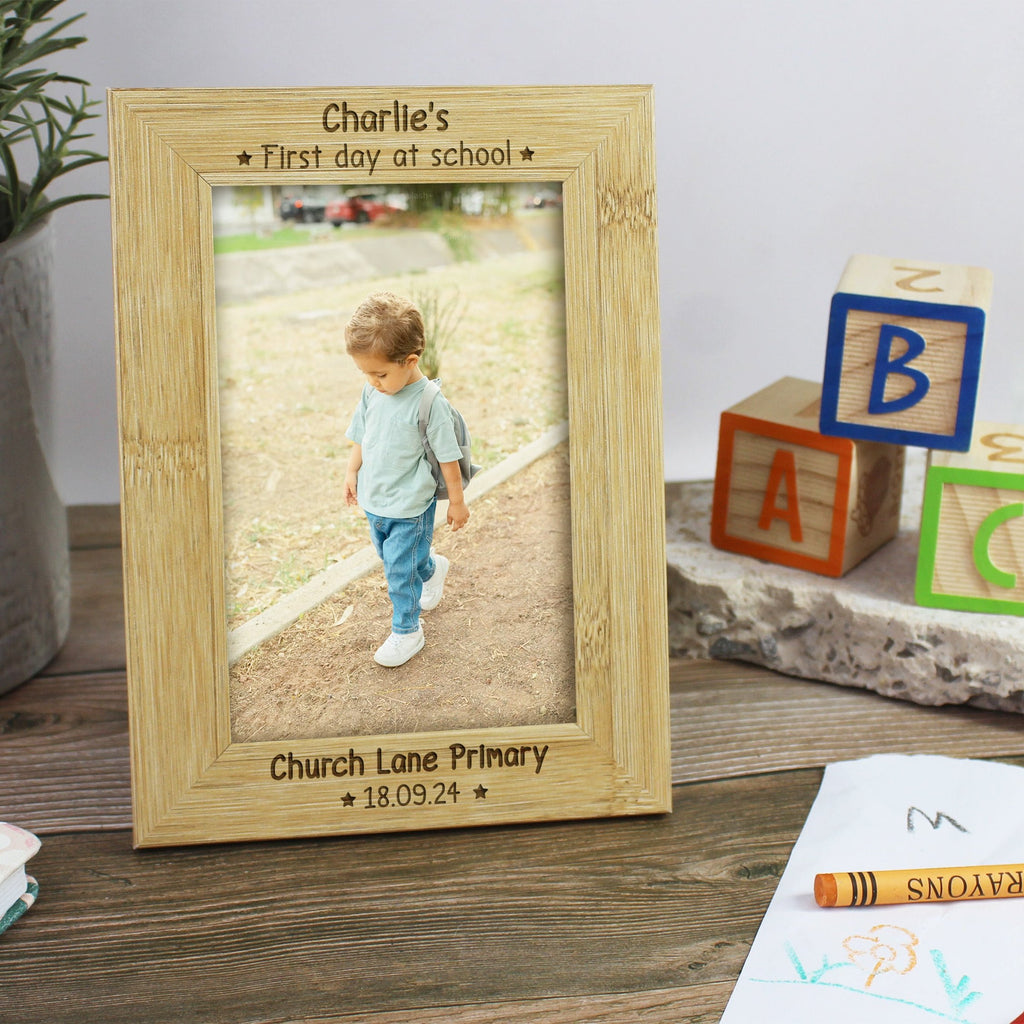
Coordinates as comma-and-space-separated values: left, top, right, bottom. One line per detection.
666, 450, 1024, 712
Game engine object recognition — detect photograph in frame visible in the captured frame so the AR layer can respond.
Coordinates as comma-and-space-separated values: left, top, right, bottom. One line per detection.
108, 85, 670, 847
214, 180, 574, 742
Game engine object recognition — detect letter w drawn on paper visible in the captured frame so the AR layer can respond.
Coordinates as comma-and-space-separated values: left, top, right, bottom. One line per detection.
906, 807, 969, 833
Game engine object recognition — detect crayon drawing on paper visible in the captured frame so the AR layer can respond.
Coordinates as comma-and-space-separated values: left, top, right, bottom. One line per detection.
718, 754, 1024, 1024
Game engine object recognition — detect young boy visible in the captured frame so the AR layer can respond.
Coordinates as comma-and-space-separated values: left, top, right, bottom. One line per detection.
343, 292, 469, 667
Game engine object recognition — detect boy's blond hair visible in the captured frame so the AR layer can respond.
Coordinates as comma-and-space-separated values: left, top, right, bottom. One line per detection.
345, 292, 424, 363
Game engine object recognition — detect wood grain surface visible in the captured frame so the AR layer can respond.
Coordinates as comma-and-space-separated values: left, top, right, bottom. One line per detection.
2, 505, 1023, 1022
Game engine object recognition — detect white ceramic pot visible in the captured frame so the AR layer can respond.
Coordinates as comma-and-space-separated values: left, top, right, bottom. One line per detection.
0, 215, 71, 692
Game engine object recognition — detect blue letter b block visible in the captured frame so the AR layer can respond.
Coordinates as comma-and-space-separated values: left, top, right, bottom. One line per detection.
868, 324, 931, 415
820, 256, 991, 452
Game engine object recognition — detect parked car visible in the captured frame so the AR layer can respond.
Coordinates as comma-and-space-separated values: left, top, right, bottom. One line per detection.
326, 193, 396, 226
279, 195, 326, 223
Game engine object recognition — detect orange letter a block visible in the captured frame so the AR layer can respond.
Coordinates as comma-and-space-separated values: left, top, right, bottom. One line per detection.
758, 449, 803, 542
711, 377, 904, 577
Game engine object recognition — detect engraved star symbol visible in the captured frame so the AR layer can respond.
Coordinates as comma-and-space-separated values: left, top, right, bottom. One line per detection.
519, 146, 535, 162
474, 785, 488, 799
236, 150, 252, 165
340, 792, 355, 806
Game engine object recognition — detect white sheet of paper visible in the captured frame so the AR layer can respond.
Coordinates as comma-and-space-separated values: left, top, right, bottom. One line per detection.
720, 754, 1024, 1024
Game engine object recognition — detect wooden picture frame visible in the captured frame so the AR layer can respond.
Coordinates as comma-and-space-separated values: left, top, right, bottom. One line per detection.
108, 85, 669, 847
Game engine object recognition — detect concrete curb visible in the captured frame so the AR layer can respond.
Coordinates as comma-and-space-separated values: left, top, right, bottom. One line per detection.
227, 421, 569, 665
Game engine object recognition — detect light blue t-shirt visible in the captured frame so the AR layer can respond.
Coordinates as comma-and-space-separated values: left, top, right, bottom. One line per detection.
346, 377, 463, 518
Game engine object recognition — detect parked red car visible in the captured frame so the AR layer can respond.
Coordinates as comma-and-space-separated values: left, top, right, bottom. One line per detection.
326, 193, 396, 226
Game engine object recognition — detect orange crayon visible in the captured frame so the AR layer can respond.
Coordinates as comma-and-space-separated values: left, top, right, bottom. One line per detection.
814, 863, 1024, 907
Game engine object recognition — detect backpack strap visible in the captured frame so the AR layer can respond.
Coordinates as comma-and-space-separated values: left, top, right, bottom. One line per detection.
417, 379, 446, 495
417, 378, 441, 440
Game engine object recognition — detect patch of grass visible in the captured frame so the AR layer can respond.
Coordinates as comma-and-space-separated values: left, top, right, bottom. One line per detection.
214, 227, 321, 254
215, 224, 403, 254
523, 263, 566, 297
422, 211, 475, 262
272, 553, 314, 591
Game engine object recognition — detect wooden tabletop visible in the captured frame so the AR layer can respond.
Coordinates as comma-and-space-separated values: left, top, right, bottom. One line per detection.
2, 505, 1023, 1023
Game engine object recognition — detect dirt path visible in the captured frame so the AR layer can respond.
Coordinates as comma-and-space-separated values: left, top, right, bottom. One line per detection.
229, 445, 575, 742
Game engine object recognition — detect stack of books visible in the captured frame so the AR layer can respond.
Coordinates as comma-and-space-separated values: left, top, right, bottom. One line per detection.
0, 822, 40, 935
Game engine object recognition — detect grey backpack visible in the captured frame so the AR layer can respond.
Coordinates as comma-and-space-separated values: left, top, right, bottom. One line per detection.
417, 379, 481, 500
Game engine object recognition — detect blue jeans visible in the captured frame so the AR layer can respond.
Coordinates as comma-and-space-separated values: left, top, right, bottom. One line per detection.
365, 501, 437, 634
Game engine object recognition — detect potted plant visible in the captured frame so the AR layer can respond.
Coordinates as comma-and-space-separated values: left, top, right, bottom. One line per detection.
0, 0, 106, 692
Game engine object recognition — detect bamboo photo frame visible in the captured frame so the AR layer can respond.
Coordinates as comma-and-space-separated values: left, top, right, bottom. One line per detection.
109, 85, 669, 847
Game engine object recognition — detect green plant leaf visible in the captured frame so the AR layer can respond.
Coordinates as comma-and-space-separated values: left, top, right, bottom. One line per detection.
0, 0, 106, 241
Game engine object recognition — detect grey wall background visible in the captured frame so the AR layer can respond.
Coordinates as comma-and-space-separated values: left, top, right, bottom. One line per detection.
45, 0, 1024, 503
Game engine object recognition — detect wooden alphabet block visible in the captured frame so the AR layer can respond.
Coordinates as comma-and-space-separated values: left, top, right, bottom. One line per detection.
820, 254, 992, 451
916, 421, 1024, 615
711, 377, 904, 577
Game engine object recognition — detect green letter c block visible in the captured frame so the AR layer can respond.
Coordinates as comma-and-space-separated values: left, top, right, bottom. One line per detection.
973, 502, 1024, 589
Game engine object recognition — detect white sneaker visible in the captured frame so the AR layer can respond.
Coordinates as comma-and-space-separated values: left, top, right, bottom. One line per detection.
373, 627, 424, 667
420, 554, 450, 612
